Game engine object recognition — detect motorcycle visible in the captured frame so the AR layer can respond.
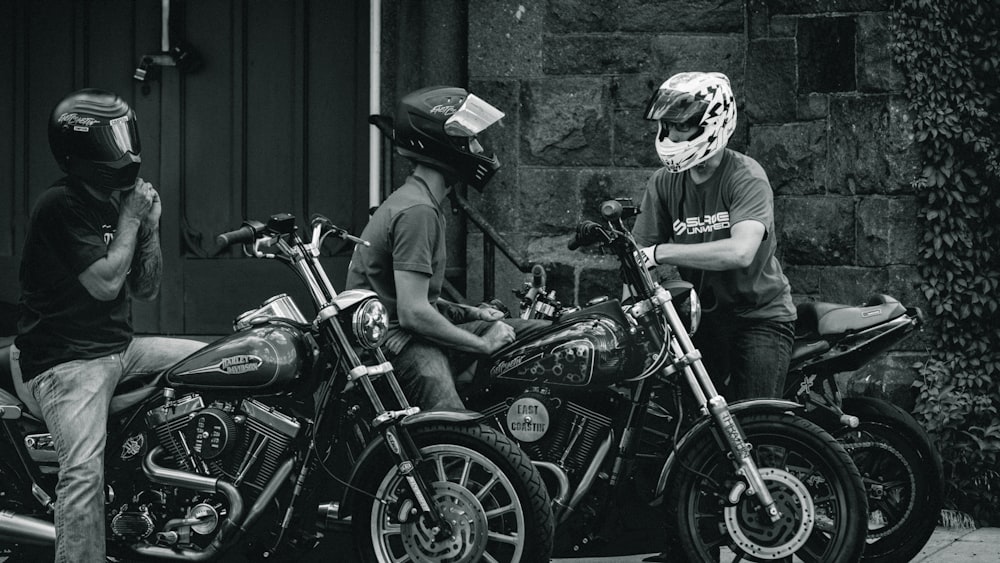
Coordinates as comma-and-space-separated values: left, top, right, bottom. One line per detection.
461, 199, 869, 561
785, 294, 942, 563
0, 212, 553, 562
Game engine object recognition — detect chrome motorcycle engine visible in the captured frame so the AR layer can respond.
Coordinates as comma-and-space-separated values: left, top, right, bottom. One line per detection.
481, 389, 615, 477
145, 393, 300, 490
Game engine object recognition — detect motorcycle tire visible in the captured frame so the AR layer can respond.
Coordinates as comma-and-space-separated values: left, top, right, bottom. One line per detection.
349, 423, 554, 563
668, 412, 867, 563
835, 397, 944, 563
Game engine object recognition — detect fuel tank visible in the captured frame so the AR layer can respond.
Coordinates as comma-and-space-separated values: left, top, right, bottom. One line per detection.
165, 324, 309, 392
484, 299, 632, 389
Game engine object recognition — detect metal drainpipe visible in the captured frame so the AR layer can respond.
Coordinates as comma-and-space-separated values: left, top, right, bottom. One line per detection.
369, 0, 382, 209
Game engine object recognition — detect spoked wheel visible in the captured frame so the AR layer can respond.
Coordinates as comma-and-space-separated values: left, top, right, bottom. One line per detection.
836, 397, 943, 563
669, 413, 867, 562
351, 423, 553, 563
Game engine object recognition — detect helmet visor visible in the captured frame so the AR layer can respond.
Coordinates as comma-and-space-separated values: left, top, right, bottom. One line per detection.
443, 93, 505, 137
69, 114, 141, 162
644, 88, 708, 124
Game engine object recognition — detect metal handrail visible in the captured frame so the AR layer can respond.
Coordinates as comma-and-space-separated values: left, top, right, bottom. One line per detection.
449, 191, 532, 300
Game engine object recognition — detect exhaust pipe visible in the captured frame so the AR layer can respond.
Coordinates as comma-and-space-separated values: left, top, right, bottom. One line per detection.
0, 509, 55, 546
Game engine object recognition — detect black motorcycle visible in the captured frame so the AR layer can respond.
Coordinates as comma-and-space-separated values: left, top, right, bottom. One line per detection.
0, 212, 553, 562
461, 199, 868, 561
785, 294, 942, 563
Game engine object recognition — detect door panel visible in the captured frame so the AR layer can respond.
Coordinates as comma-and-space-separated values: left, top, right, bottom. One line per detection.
1, 0, 368, 335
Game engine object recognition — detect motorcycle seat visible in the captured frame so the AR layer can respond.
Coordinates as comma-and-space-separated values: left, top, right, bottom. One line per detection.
796, 294, 908, 339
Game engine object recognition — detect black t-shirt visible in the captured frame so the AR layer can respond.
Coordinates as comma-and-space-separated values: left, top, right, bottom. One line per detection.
15, 177, 134, 380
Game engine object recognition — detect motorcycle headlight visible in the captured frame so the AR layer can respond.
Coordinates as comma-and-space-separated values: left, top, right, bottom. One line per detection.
662, 280, 701, 336
353, 298, 389, 349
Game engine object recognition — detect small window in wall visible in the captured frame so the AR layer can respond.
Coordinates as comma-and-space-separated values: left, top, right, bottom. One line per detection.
797, 16, 857, 93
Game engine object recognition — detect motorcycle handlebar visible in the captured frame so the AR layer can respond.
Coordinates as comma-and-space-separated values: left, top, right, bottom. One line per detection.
215, 220, 266, 248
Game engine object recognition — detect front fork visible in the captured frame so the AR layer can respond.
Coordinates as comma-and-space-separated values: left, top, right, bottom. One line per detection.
655, 287, 783, 524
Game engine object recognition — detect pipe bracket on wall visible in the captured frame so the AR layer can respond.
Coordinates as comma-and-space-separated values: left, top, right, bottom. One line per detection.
133, 0, 202, 86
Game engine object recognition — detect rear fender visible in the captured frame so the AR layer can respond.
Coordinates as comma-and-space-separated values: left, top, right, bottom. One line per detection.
652, 399, 804, 502
337, 409, 483, 517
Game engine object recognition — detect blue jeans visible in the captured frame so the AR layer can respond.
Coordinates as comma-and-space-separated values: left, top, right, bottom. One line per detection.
693, 314, 795, 401
25, 336, 205, 563
387, 319, 546, 411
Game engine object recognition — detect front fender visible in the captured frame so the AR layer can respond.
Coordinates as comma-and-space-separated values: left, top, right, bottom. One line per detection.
651, 398, 804, 503
337, 409, 484, 517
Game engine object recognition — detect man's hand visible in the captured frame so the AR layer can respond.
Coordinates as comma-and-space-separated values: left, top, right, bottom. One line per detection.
636, 245, 659, 270
473, 305, 507, 321
479, 320, 516, 353
121, 178, 157, 227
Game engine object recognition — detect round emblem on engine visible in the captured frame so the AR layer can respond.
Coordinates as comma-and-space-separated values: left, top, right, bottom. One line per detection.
506, 396, 550, 443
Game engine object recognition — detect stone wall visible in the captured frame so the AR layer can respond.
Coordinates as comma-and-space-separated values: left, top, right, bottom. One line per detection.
462, 0, 925, 407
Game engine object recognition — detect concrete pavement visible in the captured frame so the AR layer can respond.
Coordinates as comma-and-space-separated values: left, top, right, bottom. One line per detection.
551, 526, 1000, 562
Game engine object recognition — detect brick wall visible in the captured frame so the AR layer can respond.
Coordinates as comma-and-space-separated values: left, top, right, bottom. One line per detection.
462, 0, 925, 407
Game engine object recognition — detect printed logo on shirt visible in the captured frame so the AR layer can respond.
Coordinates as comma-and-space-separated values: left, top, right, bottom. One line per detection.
673, 211, 730, 236
102, 224, 115, 246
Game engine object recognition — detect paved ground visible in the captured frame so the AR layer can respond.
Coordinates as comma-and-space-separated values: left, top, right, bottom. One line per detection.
551, 526, 1000, 562
4, 526, 997, 561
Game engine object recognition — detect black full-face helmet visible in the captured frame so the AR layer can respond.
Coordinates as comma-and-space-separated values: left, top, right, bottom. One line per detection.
370, 85, 505, 191
48, 88, 142, 191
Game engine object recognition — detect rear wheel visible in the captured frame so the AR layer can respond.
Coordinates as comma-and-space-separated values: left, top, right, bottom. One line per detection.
669, 413, 867, 562
350, 423, 553, 563
837, 397, 943, 563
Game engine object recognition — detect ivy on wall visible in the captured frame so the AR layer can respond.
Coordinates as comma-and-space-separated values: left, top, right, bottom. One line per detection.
891, 0, 1000, 524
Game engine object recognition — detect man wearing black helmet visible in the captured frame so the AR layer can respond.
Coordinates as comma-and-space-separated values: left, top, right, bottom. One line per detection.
14, 88, 204, 561
347, 86, 539, 411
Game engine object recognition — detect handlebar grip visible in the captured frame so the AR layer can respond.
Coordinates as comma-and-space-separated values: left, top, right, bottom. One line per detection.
215, 225, 257, 248
568, 221, 602, 250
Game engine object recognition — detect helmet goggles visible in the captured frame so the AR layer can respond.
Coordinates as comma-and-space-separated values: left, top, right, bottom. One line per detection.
442, 93, 505, 138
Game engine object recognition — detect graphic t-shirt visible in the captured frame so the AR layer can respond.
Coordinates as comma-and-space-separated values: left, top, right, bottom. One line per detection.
631, 149, 795, 320
16, 177, 134, 380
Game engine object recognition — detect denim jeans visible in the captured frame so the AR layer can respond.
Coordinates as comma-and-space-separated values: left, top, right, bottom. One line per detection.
386, 319, 546, 411
25, 336, 204, 563
693, 314, 796, 401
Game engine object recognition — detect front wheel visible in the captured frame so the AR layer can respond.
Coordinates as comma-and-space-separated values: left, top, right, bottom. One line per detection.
668, 413, 867, 562
350, 423, 553, 563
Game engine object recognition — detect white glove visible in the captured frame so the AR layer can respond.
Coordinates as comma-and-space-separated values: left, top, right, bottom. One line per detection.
636, 245, 659, 269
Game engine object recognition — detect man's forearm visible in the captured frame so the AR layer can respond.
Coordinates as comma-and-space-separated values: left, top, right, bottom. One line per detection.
130, 228, 162, 300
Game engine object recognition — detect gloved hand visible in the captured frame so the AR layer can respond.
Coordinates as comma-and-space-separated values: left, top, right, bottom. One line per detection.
635, 245, 659, 270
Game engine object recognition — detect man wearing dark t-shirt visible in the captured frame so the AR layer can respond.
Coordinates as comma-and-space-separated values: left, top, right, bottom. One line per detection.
14, 89, 203, 562
631, 72, 796, 405
347, 86, 544, 410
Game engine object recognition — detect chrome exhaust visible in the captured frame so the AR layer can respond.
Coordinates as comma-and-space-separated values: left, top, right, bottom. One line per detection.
0, 509, 55, 546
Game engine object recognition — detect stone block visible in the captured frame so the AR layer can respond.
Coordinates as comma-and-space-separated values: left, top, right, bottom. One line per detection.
614, 0, 744, 33
648, 34, 745, 92
745, 38, 796, 123
776, 196, 855, 265
545, 0, 619, 33
857, 13, 905, 93
543, 34, 653, 75
769, 15, 797, 37
763, 0, 893, 15
828, 95, 920, 195
749, 121, 828, 196
614, 108, 662, 168
520, 78, 612, 166
798, 16, 857, 94
469, 0, 543, 78
796, 93, 829, 120
856, 196, 920, 267
611, 74, 662, 110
